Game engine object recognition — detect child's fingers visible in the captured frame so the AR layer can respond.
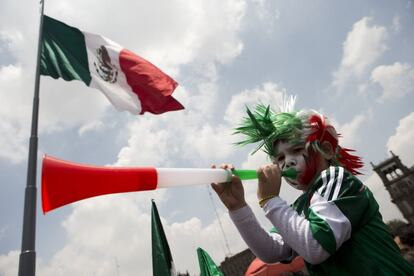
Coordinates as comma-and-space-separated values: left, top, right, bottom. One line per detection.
211, 182, 225, 195
219, 163, 235, 170
257, 165, 268, 182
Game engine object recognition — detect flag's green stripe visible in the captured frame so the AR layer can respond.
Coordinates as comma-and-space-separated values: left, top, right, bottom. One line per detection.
152, 201, 173, 276
40, 15, 91, 85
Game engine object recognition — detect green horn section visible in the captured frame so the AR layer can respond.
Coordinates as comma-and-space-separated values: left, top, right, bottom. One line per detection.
233, 168, 297, 180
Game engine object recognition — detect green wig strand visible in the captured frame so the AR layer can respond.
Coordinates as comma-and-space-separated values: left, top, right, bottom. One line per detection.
234, 104, 304, 156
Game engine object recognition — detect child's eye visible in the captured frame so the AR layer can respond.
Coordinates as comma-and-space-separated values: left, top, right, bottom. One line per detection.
293, 147, 304, 153
276, 155, 285, 163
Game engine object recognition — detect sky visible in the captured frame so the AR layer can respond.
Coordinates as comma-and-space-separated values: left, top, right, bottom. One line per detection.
0, 0, 413, 275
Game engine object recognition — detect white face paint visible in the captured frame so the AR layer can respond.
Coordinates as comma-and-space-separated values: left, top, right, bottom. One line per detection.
273, 141, 309, 190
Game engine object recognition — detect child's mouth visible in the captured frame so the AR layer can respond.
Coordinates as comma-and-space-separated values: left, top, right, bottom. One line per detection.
286, 177, 299, 186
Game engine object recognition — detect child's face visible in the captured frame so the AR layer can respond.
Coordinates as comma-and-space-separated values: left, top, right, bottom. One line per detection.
273, 140, 328, 190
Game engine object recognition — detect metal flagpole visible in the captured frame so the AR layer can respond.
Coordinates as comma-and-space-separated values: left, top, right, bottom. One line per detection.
18, 1, 45, 275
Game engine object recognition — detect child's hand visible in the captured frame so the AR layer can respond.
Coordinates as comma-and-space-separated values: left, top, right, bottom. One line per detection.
257, 164, 282, 201
211, 164, 247, 211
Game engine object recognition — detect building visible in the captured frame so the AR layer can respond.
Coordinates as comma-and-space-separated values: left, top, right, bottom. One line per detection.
219, 248, 256, 276
371, 151, 414, 224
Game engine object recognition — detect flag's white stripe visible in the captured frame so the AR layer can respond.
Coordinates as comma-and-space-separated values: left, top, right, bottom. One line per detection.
310, 192, 352, 249
323, 166, 336, 200
331, 167, 344, 200
317, 170, 328, 195
83, 32, 142, 114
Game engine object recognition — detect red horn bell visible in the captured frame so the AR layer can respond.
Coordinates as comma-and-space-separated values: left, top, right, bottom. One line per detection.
41, 155, 157, 213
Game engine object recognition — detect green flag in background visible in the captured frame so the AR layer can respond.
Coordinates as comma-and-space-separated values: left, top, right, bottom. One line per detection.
197, 247, 224, 276
152, 200, 176, 276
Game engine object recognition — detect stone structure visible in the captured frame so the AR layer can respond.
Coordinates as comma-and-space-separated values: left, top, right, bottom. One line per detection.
371, 152, 414, 224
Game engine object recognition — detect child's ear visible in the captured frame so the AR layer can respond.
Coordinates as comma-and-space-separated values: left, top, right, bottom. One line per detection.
320, 141, 335, 160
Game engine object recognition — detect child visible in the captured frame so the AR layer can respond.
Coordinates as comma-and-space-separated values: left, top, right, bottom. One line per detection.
211, 103, 414, 275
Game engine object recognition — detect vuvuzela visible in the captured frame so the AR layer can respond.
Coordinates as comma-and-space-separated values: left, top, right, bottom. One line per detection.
41, 155, 296, 213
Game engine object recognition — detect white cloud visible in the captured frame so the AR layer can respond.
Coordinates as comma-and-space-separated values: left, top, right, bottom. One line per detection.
39, 79, 110, 133
0, 250, 19, 276
46, 0, 246, 72
335, 111, 371, 149
0, 63, 110, 163
250, 0, 280, 32
224, 82, 288, 124
115, 118, 174, 167
0, 29, 24, 62
115, 94, 235, 168
371, 62, 414, 102
0, 28, 31, 66
78, 120, 105, 136
387, 112, 414, 165
0, 64, 29, 162
392, 16, 401, 32
0, 120, 27, 163
332, 17, 388, 91
241, 149, 269, 170
185, 124, 234, 161
169, 211, 247, 272
38, 195, 156, 276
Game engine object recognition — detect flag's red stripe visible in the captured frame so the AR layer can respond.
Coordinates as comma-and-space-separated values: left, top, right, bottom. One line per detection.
119, 49, 184, 114
41, 155, 157, 213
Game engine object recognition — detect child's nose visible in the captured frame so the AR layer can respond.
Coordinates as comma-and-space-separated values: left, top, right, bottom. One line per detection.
285, 158, 297, 168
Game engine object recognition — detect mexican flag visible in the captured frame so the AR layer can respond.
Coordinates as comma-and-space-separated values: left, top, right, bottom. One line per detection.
152, 200, 176, 276
40, 15, 184, 115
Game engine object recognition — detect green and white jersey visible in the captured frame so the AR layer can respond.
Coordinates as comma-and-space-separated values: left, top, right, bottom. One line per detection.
229, 166, 414, 275
288, 166, 414, 275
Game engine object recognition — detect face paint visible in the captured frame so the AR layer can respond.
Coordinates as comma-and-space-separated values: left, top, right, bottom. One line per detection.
299, 149, 320, 185
274, 141, 323, 190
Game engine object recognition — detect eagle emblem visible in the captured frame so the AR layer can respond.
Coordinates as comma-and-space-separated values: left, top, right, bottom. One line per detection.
93, 46, 118, 83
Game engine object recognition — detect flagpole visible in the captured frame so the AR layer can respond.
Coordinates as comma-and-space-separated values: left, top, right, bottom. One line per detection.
18, 1, 44, 275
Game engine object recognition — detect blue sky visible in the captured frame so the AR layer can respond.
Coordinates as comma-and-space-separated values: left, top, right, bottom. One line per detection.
1, 0, 413, 275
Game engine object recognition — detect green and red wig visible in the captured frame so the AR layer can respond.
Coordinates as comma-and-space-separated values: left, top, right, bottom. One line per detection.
234, 103, 363, 175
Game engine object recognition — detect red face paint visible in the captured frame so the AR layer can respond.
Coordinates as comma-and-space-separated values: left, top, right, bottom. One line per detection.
298, 147, 321, 186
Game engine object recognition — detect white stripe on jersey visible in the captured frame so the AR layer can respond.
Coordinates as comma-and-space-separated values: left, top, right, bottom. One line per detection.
310, 192, 352, 249
323, 166, 336, 200
317, 170, 328, 195
331, 167, 344, 200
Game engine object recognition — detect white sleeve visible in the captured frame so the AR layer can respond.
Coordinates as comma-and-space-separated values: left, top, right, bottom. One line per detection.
229, 205, 295, 263
263, 197, 331, 264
